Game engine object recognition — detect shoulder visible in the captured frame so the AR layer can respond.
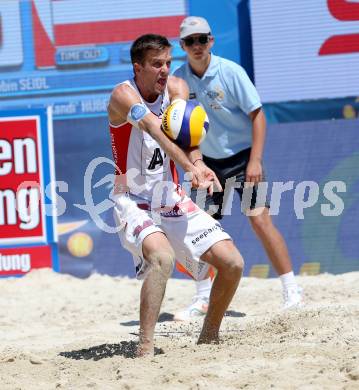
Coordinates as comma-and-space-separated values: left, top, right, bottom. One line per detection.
215, 56, 256, 93
108, 81, 140, 124
172, 63, 187, 78
110, 82, 136, 103
216, 55, 248, 78
167, 75, 189, 101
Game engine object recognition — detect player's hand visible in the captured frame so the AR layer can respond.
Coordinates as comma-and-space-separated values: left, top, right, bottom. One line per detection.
245, 158, 263, 185
190, 161, 223, 196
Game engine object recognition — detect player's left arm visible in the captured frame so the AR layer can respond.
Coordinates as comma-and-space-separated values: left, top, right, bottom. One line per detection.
247, 107, 266, 184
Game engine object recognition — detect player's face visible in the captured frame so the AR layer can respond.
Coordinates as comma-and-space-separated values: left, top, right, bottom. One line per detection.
181, 34, 213, 62
136, 48, 172, 97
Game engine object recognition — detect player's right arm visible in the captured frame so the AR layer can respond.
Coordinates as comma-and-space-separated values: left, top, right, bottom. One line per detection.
108, 83, 207, 189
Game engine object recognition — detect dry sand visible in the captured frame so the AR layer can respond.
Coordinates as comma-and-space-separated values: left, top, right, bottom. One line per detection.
0, 269, 358, 390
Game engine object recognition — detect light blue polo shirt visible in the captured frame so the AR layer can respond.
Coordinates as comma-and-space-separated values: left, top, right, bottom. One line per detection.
173, 54, 262, 159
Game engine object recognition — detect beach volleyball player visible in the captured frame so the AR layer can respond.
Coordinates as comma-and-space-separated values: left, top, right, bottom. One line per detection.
108, 34, 244, 356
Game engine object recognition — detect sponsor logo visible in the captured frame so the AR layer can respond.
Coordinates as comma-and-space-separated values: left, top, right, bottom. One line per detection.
160, 200, 197, 218
207, 87, 224, 100
0, 252, 31, 273
251, 1, 359, 101
160, 206, 185, 218
133, 220, 154, 238
0, 116, 45, 244
130, 104, 147, 121
319, 0, 359, 56
0, 245, 53, 276
192, 223, 224, 245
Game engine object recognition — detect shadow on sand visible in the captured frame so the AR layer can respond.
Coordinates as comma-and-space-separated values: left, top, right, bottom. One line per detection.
120, 310, 245, 327
120, 312, 174, 327
59, 341, 164, 360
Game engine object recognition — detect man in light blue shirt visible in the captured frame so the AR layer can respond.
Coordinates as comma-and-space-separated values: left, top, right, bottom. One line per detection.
173, 16, 302, 320
175, 49, 260, 160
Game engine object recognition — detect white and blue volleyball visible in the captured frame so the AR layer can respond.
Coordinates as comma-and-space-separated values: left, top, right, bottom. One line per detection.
162, 99, 209, 148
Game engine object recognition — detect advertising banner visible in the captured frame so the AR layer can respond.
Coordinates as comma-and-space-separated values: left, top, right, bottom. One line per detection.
0, 108, 58, 276
250, 0, 359, 102
0, 245, 55, 277
0, 0, 187, 119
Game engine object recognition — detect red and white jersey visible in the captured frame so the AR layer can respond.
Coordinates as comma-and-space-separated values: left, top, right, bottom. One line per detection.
109, 79, 181, 206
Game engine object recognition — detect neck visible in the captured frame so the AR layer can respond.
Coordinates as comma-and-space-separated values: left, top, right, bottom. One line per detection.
188, 53, 211, 78
134, 77, 158, 102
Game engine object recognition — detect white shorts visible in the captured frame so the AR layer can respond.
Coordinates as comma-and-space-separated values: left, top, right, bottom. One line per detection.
113, 195, 231, 281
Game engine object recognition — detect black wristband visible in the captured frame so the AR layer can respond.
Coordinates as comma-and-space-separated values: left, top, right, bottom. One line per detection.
192, 158, 203, 166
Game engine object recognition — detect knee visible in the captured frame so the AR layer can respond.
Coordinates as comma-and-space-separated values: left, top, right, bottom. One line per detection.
249, 212, 272, 235
220, 253, 244, 281
146, 249, 175, 278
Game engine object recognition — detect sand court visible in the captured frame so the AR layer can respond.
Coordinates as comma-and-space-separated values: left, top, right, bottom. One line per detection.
0, 270, 358, 389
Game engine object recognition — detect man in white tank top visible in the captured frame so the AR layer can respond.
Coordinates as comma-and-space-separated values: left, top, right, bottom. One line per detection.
108, 34, 244, 357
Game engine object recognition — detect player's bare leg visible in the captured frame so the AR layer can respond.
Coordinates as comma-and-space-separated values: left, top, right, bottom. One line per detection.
247, 207, 292, 275
137, 232, 175, 357
197, 240, 243, 344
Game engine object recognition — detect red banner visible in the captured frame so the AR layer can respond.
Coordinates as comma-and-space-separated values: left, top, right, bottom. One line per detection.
0, 245, 52, 276
0, 116, 45, 244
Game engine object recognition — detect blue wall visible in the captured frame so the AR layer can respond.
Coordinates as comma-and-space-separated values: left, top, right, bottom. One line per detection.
189, 0, 254, 80
55, 117, 359, 278
189, 0, 240, 63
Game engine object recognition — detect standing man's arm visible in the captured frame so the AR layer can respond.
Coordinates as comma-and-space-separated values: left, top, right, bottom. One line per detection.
227, 64, 266, 185
246, 107, 266, 184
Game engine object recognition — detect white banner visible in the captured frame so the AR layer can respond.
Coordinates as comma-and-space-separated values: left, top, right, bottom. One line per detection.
250, 0, 359, 102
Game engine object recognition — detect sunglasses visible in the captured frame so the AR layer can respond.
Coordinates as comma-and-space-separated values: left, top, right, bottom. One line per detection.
182, 34, 210, 47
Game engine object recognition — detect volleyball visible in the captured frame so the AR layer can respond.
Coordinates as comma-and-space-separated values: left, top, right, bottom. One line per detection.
161, 99, 209, 148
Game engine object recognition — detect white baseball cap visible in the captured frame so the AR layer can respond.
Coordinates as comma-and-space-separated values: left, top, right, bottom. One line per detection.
179, 16, 211, 39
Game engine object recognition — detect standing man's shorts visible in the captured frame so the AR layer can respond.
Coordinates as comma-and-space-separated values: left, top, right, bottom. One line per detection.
113, 195, 231, 281
192, 147, 270, 220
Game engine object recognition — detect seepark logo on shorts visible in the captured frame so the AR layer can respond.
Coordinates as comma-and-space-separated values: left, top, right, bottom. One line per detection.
192, 223, 224, 246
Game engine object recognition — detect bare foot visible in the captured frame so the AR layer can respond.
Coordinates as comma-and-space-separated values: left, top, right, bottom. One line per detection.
136, 341, 154, 358
197, 336, 220, 344
197, 321, 220, 344
197, 330, 220, 345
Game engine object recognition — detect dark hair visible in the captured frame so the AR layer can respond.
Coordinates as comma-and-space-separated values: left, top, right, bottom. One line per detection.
130, 34, 172, 64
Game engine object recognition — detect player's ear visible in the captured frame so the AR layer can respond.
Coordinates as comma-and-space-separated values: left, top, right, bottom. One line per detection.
133, 62, 142, 75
